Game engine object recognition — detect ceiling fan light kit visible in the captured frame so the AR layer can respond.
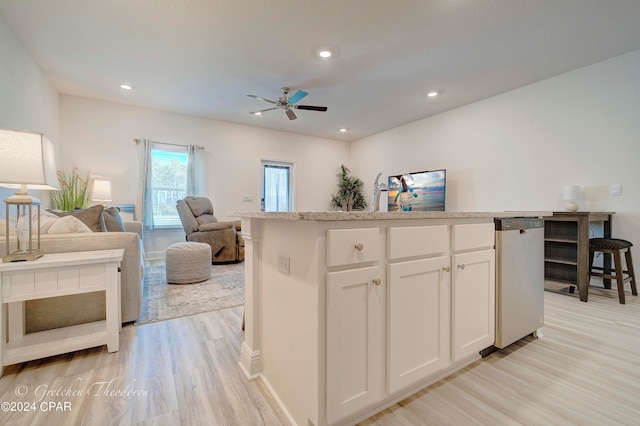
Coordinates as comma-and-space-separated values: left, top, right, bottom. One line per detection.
248, 87, 328, 120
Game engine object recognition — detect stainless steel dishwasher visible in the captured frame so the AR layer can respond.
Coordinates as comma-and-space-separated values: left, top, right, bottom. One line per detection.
494, 217, 545, 349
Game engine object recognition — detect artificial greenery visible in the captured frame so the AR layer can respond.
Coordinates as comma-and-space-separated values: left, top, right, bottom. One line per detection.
50, 167, 91, 211
329, 164, 367, 211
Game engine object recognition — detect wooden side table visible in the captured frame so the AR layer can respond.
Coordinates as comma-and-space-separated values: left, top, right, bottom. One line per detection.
0, 249, 124, 376
543, 212, 613, 302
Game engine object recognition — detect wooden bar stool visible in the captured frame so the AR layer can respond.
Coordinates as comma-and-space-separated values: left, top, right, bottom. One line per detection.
588, 238, 637, 304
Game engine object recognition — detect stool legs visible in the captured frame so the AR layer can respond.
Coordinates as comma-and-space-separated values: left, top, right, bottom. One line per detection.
625, 249, 637, 296
588, 249, 595, 290
613, 250, 626, 304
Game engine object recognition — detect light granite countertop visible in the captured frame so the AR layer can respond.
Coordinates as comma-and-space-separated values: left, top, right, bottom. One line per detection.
228, 211, 553, 221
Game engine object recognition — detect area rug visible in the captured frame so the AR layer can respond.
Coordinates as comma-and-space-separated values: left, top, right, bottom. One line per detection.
135, 261, 245, 325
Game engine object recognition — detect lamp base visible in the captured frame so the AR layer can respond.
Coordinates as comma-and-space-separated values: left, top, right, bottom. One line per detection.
565, 201, 579, 212
3, 249, 44, 262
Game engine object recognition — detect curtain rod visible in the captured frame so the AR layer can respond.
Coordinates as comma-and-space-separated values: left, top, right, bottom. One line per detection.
133, 138, 204, 150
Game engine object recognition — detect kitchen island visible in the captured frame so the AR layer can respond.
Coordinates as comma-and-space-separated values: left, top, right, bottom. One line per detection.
230, 211, 548, 426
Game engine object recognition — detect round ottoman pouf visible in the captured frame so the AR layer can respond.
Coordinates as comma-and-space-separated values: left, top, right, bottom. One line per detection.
166, 242, 212, 284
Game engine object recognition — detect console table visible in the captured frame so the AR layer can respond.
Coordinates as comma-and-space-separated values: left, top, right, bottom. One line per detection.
0, 249, 124, 376
544, 212, 613, 302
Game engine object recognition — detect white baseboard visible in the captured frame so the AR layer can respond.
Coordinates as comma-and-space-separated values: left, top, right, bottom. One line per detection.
238, 341, 262, 380
259, 373, 297, 426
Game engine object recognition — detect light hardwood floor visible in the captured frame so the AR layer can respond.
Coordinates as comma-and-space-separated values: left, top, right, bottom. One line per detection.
1, 286, 640, 425
0, 307, 288, 426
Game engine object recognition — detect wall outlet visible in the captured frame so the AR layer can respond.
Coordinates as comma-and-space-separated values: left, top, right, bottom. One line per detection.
610, 184, 622, 196
242, 195, 254, 202
278, 254, 290, 276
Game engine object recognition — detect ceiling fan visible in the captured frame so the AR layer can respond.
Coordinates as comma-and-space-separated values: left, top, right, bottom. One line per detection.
248, 87, 328, 120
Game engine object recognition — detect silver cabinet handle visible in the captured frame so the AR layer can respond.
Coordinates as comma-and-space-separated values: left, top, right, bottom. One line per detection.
354, 243, 364, 251
458, 264, 465, 270
372, 278, 381, 286
442, 266, 451, 272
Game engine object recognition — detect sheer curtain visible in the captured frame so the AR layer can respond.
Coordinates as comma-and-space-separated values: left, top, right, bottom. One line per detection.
136, 138, 154, 230
264, 165, 290, 212
136, 139, 202, 231
187, 144, 201, 196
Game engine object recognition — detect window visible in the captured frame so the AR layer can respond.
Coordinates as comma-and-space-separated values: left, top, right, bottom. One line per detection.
262, 161, 293, 212
151, 144, 188, 228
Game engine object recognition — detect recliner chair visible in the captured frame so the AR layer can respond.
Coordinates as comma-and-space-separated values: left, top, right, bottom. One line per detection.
176, 196, 244, 264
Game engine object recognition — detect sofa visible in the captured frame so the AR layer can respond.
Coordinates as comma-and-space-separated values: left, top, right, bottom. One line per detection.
0, 211, 144, 333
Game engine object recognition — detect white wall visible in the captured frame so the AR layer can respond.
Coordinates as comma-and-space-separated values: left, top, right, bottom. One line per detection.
0, 17, 60, 216
351, 50, 640, 249
60, 95, 350, 257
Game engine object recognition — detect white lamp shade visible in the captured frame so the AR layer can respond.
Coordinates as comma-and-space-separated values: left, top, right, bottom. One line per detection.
92, 179, 112, 201
0, 129, 59, 190
563, 185, 581, 200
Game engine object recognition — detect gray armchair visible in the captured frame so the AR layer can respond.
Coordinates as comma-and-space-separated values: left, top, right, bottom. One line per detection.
176, 196, 244, 264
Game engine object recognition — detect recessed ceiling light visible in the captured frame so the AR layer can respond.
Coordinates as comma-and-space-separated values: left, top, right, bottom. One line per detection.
120, 84, 133, 90
318, 48, 333, 59
427, 90, 439, 97
339, 128, 348, 133
251, 111, 262, 116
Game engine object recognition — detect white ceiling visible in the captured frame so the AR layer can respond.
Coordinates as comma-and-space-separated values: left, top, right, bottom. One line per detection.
2, 0, 640, 142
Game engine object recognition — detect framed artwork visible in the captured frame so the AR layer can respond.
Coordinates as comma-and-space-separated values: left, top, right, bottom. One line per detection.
388, 170, 446, 212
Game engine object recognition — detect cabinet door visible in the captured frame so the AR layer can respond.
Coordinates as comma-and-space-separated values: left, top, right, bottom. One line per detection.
452, 249, 495, 361
326, 266, 384, 424
387, 256, 451, 393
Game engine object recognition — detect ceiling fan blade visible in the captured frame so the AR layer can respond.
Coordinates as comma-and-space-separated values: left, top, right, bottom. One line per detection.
250, 107, 278, 114
295, 105, 328, 112
287, 90, 308, 105
285, 109, 297, 120
247, 94, 276, 105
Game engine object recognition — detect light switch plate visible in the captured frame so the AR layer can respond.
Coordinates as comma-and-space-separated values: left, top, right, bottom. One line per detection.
610, 184, 622, 196
278, 254, 290, 276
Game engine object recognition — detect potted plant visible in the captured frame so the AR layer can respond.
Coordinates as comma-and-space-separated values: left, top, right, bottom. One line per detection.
50, 167, 91, 211
330, 164, 367, 211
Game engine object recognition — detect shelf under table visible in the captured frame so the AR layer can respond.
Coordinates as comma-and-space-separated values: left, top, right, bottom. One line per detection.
4, 320, 107, 365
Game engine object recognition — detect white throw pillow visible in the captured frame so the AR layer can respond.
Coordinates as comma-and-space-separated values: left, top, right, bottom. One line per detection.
46, 215, 92, 234
38, 210, 61, 233
16, 210, 92, 235
16, 209, 57, 236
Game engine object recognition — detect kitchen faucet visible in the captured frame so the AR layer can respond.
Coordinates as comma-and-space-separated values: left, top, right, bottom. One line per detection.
371, 172, 388, 211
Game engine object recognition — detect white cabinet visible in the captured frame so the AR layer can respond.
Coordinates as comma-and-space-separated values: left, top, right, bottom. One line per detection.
387, 225, 448, 260
451, 223, 496, 361
452, 249, 495, 361
326, 266, 385, 424
452, 223, 495, 252
324, 221, 496, 424
387, 256, 450, 393
327, 228, 380, 267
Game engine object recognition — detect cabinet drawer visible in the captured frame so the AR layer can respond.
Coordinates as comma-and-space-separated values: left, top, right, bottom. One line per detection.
327, 228, 380, 267
452, 223, 495, 252
388, 225, 449, 260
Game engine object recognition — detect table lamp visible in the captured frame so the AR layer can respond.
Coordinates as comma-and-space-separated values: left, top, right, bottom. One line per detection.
0, 129, 60, 262
91, 179, 112, 205
563, 185, 581, 212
